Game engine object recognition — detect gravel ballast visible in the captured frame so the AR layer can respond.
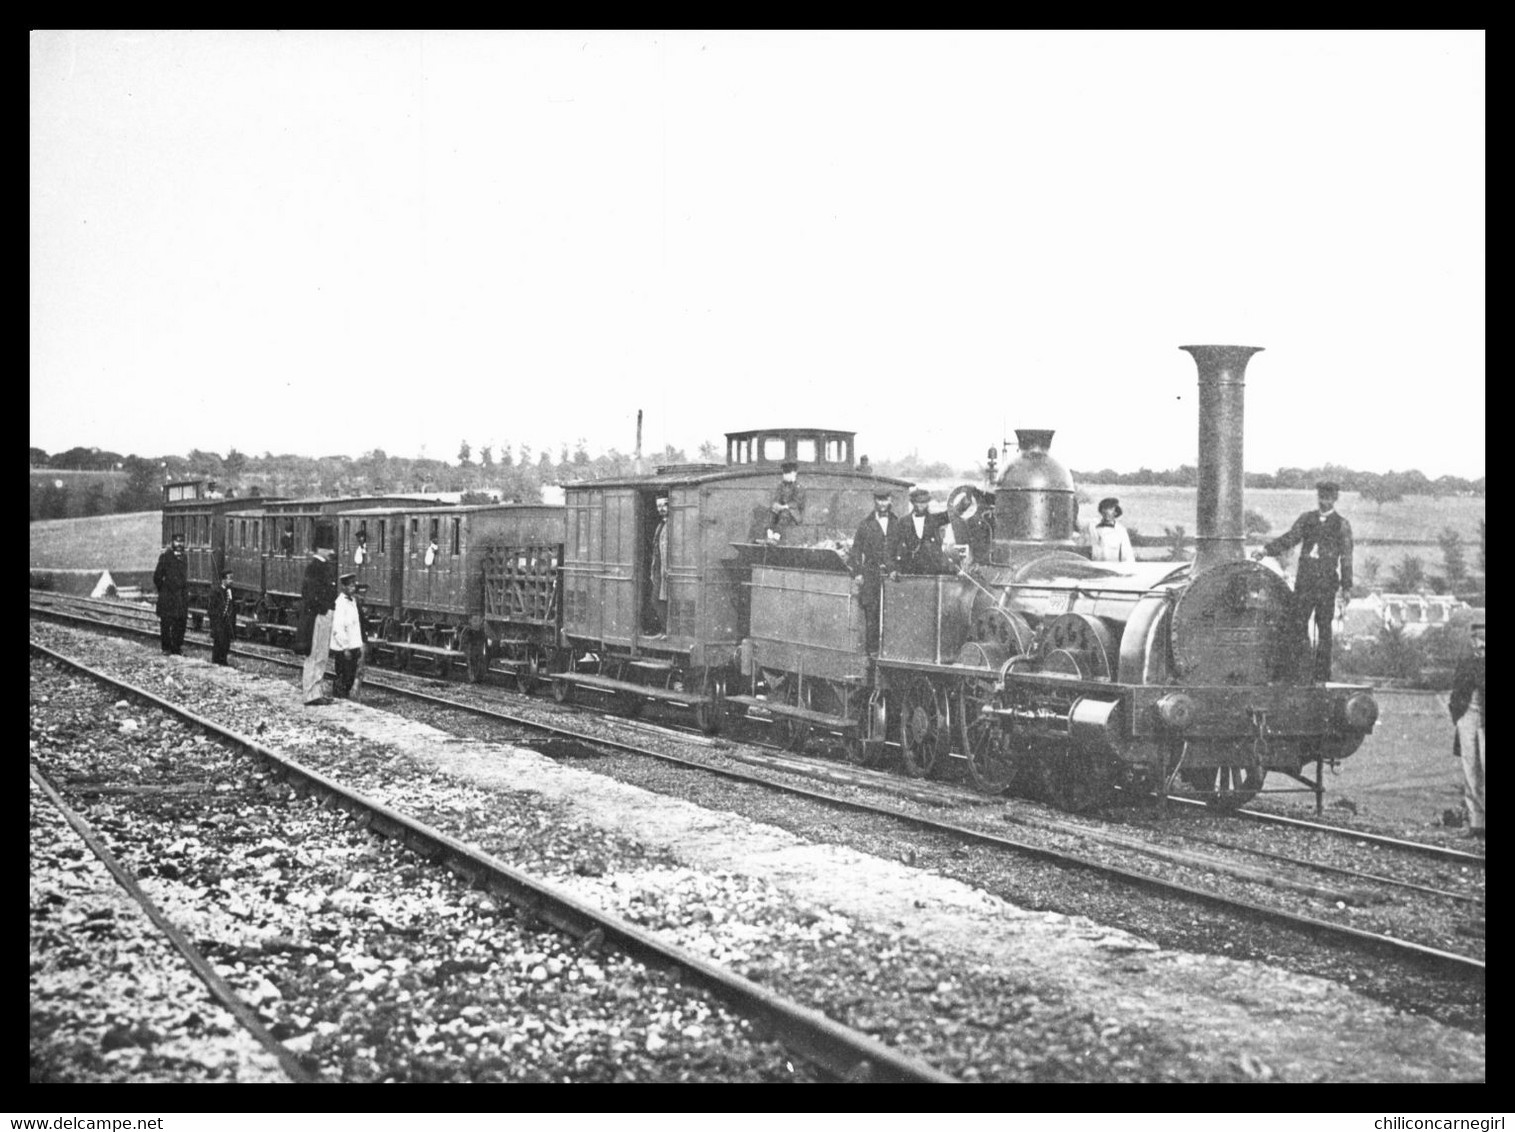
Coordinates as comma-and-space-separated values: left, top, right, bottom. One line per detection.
31, 623, 1485, 1082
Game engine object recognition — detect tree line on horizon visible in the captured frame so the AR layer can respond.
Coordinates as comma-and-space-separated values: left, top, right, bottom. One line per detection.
30, 441, 1483, 522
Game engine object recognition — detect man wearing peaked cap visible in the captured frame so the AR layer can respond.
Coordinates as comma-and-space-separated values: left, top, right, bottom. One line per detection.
847, 486, 897, 654
768, 460, 807, 541
892, 485, 952, 577
1254, 480, 1355, 682
297, 544, 338, 704
330, 571, 367, 700
208, 567, 237, 667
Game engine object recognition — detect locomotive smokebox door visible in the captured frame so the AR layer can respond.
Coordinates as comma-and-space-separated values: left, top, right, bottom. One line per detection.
1170, 560, 1293, 685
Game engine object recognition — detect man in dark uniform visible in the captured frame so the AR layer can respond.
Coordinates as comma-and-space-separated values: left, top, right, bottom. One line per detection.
1255, 481, 1354, 682
152, 532, 190, 656
1449, 618, 1485, 838
847, 488, 896, 655
297, 544, 338, 704
767, 461, 807, 540
208, 567, 237, 666
892, 485, 952, 576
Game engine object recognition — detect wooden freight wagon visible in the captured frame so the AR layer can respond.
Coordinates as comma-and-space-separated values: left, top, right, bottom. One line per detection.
376, 503, 565, 684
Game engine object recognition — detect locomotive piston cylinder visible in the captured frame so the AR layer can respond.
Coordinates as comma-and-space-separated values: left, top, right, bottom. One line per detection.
1181, 345, 1264, 575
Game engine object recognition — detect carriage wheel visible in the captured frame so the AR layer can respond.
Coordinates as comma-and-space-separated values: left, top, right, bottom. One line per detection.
464, 630, 489, 684
1182, 764, 1266, 810
1041, 746, 1116, 812
516, 653, 541, 696
841, 689, 886, 768
959, 678, 1016, 795
773, 678, 811, 753
899, 675, 950, 779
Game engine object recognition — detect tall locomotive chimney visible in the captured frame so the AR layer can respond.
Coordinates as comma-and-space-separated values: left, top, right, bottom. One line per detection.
1180, 344, 1263, 576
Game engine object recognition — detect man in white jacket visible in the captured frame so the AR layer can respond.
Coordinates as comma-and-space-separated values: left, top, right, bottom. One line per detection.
330, 573, 367, 699
1087, 497, 1135, 562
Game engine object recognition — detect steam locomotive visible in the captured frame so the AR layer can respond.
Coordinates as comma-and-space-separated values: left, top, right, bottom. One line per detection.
161, 344, 1378, 811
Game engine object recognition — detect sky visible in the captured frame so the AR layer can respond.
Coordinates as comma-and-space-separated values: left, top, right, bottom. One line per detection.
30, 30, 1485, 478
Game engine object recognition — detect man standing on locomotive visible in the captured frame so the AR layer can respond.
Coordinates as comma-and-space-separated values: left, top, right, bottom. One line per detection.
153, 532, 190, 656
648, 495, 670, 638
1254, 480, 1354, 682
767, 461, 807, 541
848, 487, 896, 655
892, 485, 952, 576
297, 542, 339, 705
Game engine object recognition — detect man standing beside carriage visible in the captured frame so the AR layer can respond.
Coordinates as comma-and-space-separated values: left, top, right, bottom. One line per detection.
152, 532, 189, 656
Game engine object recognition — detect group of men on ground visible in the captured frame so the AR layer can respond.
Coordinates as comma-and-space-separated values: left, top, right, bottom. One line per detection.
151, 534, 369, 705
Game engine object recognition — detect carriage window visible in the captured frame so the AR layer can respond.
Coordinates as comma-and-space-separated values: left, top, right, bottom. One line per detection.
762, 436, 787, 461
411, 518, 420, 547
451, 517, 461, 556
342, 520, 350, 548
307, 518, 317, 551
430, 517, 440, 545
378, 520, 386, 552
253, 520, 260, 550
282, 522, 295, 556
239, 520, 247, 548
228, 519, 235, 545
795, 438, 817, 463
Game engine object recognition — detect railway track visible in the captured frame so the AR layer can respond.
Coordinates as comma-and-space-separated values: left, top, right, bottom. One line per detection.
29, 638, 955, 1083
32, 601, 1486, 988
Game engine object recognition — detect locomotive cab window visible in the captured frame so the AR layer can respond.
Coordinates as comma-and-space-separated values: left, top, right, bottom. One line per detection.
762, 436, 787, 461
794, 438, 817, 463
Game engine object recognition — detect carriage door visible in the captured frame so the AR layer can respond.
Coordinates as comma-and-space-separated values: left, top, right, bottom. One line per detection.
597, 489, 638, 644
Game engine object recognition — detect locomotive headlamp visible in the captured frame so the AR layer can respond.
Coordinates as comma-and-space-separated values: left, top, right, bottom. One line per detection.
1155, 693, 1196, 730
1342, 693, 1379, 732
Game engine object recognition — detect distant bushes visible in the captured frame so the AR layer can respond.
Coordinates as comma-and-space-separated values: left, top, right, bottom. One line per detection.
1334, 623, 1469, 690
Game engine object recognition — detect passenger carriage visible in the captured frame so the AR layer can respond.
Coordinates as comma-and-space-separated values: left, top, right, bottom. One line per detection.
159, 480, 276, 627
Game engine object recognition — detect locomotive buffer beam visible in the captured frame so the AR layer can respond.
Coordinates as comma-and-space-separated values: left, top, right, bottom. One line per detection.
726, 694, 860, 733
551, 672, 711, 707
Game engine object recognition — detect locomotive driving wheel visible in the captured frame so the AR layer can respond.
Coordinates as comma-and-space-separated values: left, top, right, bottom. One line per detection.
958, 677, 1016, 795
899, 675, 951, 779
1182, 764, 1266, 809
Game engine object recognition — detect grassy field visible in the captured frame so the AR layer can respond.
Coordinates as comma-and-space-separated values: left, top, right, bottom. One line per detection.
30, 511, 161, 571
1078, 485, 1484, 547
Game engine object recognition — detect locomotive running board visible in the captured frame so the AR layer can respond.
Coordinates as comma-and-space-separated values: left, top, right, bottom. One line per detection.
725, 694, 859, 731
550, 672, 710, 706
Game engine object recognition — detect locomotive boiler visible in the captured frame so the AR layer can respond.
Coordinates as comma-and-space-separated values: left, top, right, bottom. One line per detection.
742, 345, 1379, 810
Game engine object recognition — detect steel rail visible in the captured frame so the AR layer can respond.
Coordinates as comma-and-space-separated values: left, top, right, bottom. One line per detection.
1160, 793, 1486, 867
29, 640, 955, 1085
29, 763, 318, 1083
33, 603, 1487, 982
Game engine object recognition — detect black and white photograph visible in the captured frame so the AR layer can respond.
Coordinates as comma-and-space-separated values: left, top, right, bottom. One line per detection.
30, 30, 1484, 1092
